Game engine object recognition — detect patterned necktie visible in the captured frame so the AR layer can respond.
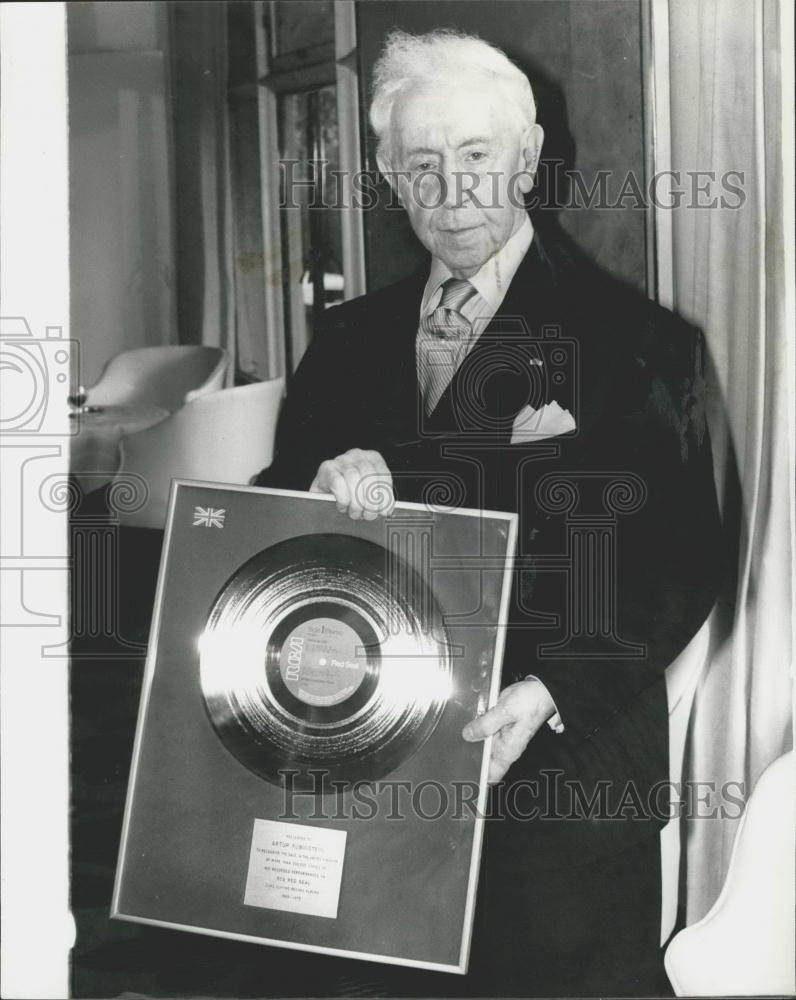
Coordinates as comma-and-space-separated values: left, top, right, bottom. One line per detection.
417, 278, 479, 415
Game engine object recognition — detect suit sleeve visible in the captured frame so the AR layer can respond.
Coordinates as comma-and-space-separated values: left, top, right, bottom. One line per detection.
526, 324, 724, 745
253, 313, 362, 492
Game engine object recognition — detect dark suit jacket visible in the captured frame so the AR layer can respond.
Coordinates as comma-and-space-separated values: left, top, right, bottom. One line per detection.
256, 229, 722, 870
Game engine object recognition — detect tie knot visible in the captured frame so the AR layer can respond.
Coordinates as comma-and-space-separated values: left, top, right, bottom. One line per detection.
439, 278, 476, 311
419, 277, 477, 342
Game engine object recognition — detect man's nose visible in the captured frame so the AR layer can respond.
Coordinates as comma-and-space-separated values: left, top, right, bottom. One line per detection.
438, 166, 466, 209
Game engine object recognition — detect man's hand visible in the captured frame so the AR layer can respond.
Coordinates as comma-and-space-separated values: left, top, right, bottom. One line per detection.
310, 449, 395, 520
462, 678, 556, 783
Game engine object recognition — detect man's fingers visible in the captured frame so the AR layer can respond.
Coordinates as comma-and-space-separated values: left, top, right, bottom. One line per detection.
488, 733, 517, 783
462, 700, 515, 741
313, 461, 352, 511
347, 450, 393, 520
368, 452, 396, 513
350, 457, 380, 520
369, 451, 393, 480
492, 720, 533, 765
360, 473, 395, 518
355, 463, 395, 519
310, 450, 395, 520
463, 679, 557, 742
342, 461, 364, 519
487, 720, 537, 783
462, 679, 557, 784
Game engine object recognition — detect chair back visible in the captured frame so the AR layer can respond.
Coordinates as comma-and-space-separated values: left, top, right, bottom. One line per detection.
664, 751, 795, 996
660, 619, 712, 944
88, 346, 228, 413
115, 377, 285, 529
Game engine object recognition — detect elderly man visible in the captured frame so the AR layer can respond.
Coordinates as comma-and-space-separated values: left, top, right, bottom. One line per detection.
257, 29, 721, 997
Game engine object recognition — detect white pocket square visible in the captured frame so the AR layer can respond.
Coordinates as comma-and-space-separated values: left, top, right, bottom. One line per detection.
511, 400, 576, 443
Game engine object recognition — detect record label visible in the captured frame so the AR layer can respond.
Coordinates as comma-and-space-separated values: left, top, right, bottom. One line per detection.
278, 617, 367, 708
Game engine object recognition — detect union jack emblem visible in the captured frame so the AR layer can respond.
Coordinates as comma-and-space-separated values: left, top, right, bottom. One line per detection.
193, 506, 226, 529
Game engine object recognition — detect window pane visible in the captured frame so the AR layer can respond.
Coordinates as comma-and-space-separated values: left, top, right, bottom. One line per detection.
278, 83, 343, 372
273, 1, 334, 57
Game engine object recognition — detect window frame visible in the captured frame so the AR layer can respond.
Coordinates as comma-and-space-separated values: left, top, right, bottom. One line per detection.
255, 0, 366, 378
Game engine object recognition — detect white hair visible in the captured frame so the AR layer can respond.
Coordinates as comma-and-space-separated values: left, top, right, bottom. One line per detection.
370, 29, 537, 166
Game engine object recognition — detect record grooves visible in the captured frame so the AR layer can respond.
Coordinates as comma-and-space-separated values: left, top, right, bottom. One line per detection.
199, 533, 451, 791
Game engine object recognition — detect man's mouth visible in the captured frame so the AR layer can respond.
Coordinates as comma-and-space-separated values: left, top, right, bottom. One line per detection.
440, 224, 483, 235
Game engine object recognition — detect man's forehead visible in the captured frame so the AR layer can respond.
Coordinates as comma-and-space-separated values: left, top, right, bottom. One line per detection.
392, 79, 514, 150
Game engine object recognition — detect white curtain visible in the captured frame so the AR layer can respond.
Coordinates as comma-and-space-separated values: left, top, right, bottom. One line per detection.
168, 1, 236, 379
69, 48, 177, 385
667, 0, 794, 922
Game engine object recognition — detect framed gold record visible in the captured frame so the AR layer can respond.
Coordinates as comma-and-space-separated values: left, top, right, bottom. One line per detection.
200, 533, 452, 789
112, 483, 516, 974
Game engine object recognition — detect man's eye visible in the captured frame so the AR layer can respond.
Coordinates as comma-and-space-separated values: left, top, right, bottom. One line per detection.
414, 162, 435, 173
466, 151, 488, 162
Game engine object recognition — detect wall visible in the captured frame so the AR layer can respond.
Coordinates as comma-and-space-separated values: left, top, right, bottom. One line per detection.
68, 1, 176, 386
356, 0, 648, 294
67, 0, 164, 53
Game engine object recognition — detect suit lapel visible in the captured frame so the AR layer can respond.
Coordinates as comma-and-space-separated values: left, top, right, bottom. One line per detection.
422, 231, 614, 449
380, 230, 615, 456
424, 234, 559, 439
365, 266, 426, 442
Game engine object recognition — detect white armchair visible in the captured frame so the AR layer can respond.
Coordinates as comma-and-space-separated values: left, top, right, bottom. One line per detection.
664, 750, 795, 996
87, 346, 228, 413
114, 377, 284, 529
660, 618, 712, 944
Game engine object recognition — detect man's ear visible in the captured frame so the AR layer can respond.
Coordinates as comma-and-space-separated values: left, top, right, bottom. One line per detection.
376, 151, 403, 204
516, 123, 544, 194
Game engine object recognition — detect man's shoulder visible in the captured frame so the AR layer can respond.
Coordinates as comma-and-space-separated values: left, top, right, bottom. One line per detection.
541, 230, 703, 377
534, 230, 706, 443
320, 269, 427, 337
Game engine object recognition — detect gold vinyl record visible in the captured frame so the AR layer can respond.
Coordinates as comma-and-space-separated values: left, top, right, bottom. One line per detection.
199, 533, 451, 791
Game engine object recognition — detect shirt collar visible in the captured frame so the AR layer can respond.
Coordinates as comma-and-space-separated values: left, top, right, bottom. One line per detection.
421, 215, 534, 316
